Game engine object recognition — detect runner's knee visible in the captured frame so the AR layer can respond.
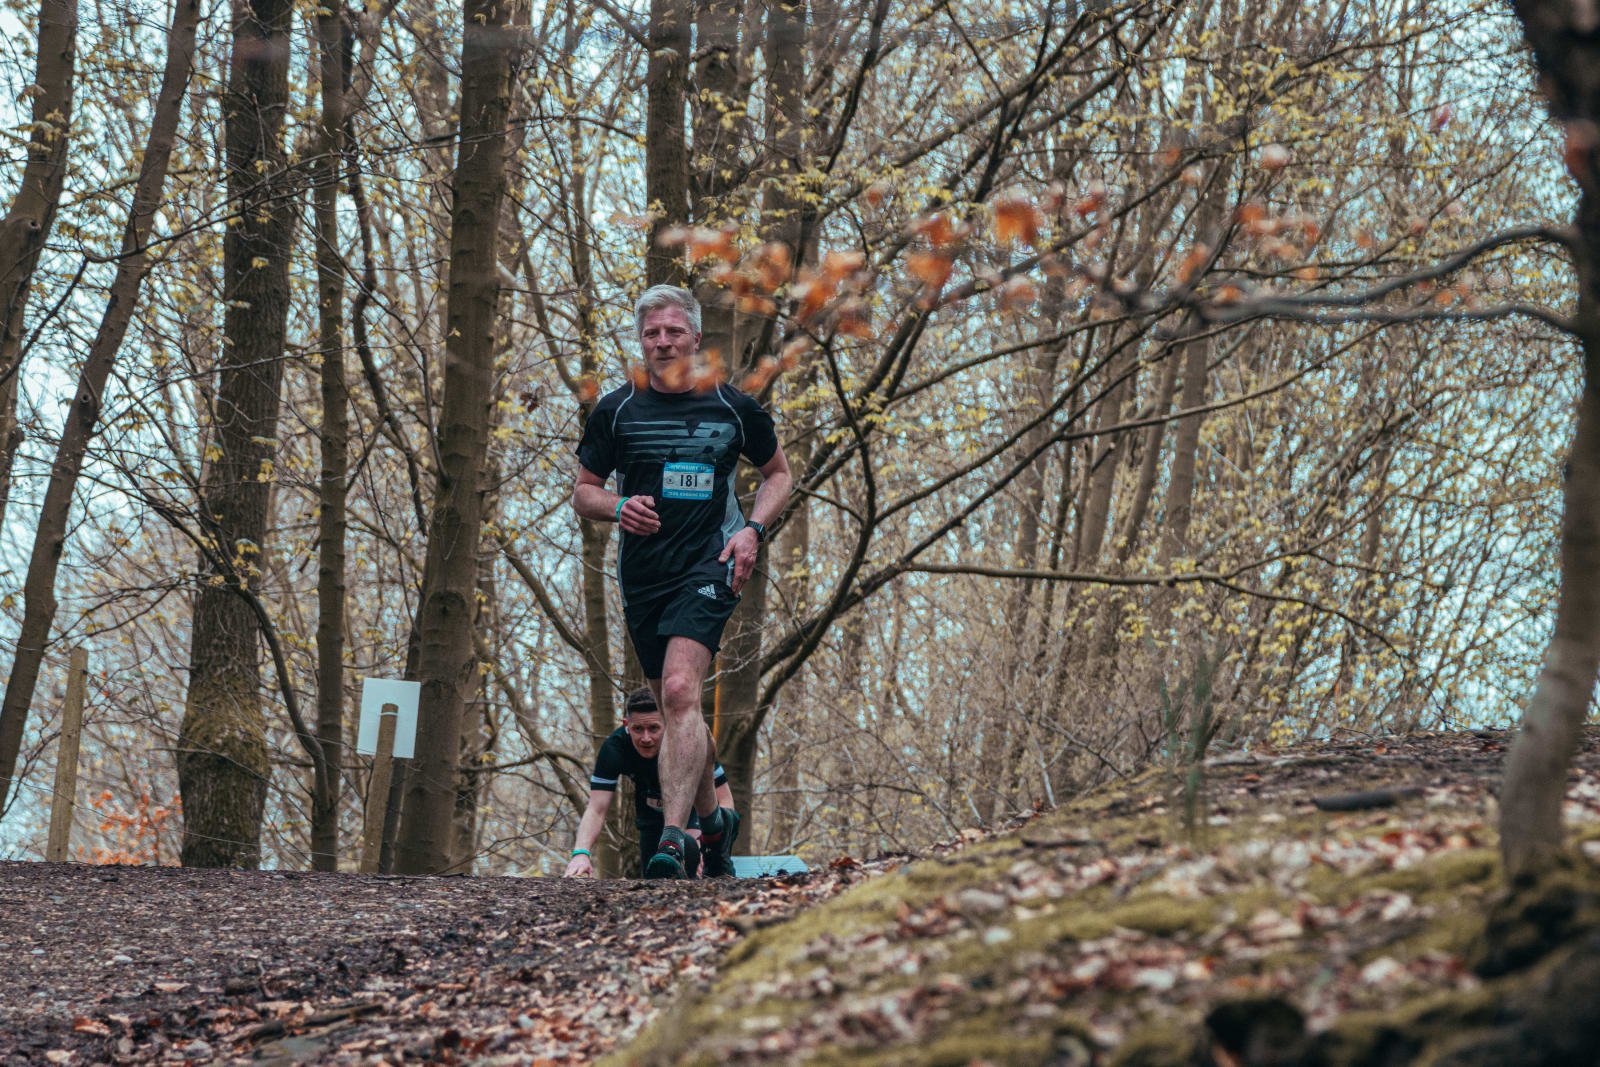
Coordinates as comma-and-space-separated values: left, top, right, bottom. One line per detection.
660, 673, 699, 715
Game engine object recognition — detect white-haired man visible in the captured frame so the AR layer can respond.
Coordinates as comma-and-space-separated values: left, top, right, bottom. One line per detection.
572, 285, 792, 878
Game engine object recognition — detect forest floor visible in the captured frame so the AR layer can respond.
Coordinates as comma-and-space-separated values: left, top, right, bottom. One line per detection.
4, 726, 1600, 1065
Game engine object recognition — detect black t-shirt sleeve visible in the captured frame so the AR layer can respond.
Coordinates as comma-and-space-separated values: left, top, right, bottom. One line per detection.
713, 763, 728, 788
575, 395, 618, 479
734, 389, 779, 467
590, 732, 627, 791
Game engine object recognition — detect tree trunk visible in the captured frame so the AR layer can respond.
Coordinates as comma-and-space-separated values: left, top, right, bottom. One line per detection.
644, 0, 690, 287
712, 0, 804, 838
1499, 0, 1600, 879
0, 0, 77, 536
178, 0, 296, 869
0, 0, 195, 814
714, 465, 770, 828
559, 11, 624, 871
310, 6, 350, 874
394, 0, 517, 874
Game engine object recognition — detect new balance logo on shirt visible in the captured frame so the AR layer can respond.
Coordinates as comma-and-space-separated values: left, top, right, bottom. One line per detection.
696, 584, 719, 599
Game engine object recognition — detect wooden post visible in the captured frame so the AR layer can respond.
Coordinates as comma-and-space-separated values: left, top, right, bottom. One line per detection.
46, 648, 88, 863
360, 704, 398, 873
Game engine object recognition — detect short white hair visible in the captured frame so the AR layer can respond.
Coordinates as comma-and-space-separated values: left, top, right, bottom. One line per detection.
634, 284, 702, 339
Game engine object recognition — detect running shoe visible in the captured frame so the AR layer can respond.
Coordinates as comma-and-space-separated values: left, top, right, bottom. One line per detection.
701, 807, 741, 877
645, 825, 699, 879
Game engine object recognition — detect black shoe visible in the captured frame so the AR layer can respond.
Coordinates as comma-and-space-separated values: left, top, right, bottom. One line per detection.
645, 825, 699, 879
701, 808, 740, 877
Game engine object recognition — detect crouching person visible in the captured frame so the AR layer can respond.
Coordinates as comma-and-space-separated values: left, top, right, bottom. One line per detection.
564, 687, 739, 877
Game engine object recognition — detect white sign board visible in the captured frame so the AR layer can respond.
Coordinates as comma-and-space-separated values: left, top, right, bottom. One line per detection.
355, 678, 421, 759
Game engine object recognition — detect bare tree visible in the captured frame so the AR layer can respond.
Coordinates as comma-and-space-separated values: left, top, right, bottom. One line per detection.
394, 0, 522, 874
1498, 0, 1600, 880
177, 0, 298, 869
0, 0, 202, 815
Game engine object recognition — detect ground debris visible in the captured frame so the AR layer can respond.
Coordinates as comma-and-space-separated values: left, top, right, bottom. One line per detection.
0, 855, 890, 1064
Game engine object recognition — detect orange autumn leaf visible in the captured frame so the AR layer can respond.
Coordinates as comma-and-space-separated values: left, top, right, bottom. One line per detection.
1213, 284, 1246, 304
863, 181, 892, 208
687, 224, 739, 264
1074, 180, 1107, 217
779, 336, 810, 369
1233, 200, 1268, 230
608, 211, 654, 230
822, 249, 867, 282
791, 271, 835, 320
737, 294, 778, 317
740, 355, 780, 393
1174, 244, 1210, 285
1354, 227, 1376, 250
907, 212, 956, 247
906, 251, 954, 289
659, 360, 689, 391
1259, 143, 1291, 171
578, 378, 601, 402
629, 363, 650, 389
997, 275, 1038, 310
1158, 144, 1181, 168
992, 195, 1042, 247
1293, 265, 1320, 282
1180, 164, 1203, 186
836, 314, 874, 339
751, 242, 793, 289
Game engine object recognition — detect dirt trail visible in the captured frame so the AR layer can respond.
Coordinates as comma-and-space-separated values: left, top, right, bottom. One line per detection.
5, 727, 1598, 1065
0, 856, 877, 1064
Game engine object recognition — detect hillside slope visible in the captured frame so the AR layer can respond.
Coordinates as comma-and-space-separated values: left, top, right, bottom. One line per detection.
5, 728, 1599, 1065
608, 727, 1600, 1066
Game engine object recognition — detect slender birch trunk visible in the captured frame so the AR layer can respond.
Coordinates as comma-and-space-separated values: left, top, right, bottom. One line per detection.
309, 5, 350, 874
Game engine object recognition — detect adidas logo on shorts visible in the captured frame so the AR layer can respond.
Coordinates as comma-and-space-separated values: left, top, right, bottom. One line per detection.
696, 584, 718, 599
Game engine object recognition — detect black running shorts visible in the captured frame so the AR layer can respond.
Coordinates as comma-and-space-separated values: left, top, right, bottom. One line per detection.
624, 579, 740, 679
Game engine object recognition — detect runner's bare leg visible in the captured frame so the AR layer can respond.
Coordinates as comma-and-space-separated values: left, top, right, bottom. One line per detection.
656, 636, 714, 828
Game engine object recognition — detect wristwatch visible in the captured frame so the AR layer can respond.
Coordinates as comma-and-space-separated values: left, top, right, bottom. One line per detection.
744, 519, 767, 543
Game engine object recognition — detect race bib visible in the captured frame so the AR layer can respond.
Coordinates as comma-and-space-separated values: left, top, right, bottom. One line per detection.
662, 462, 715, 500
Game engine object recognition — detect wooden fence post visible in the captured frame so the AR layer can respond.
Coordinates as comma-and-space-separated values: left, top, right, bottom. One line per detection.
360, 704, 398, 873
46, 648, 88, 863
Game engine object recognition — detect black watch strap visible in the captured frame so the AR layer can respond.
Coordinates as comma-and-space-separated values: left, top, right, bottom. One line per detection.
745, 519, 767, 543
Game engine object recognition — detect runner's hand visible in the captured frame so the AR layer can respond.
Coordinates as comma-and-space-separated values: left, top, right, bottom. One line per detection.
618, 495, 660, 535
719, 526, 759, 593
563, 854, 595, 878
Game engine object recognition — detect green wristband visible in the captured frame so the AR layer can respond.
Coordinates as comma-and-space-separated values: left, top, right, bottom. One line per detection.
614, 497, 628, 522
571, 848, 592, 858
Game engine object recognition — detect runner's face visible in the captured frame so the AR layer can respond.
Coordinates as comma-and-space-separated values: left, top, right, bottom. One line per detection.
625, 712, 664, 757
639, 306, 699, 392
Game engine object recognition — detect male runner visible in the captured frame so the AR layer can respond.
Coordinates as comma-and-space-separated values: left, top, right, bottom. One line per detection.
563, 687, 737, 877
573, 284, 792, 878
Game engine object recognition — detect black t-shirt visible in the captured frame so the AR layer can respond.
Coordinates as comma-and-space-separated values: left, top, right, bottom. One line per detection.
575, 381, 778, 602
589, 726, 729, 826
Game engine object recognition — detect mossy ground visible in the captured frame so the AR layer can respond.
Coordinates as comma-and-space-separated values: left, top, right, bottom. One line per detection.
604, 728, 1600, 1066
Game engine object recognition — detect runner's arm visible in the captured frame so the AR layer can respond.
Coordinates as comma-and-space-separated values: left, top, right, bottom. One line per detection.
716, 783, 734, 810
563, 789, 613, 877
719, 448, 792, 591
574, 466, 659, 534
747, 448, 792, 527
